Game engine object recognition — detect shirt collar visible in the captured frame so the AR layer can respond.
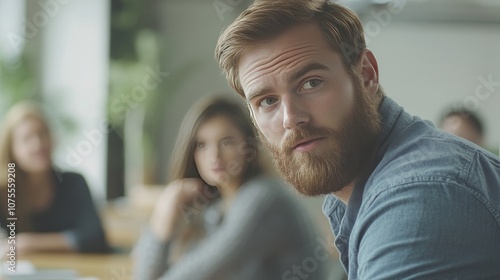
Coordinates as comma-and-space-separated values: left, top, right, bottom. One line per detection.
373, 96, 413, 164
323, 96, 414, 237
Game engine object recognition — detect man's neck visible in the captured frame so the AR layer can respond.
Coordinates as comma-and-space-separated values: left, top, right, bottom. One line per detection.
333, 137, 382, 205
332, 180, 355, 205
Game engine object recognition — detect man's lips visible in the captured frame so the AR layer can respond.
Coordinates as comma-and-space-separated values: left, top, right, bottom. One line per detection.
292, 137, 325, 152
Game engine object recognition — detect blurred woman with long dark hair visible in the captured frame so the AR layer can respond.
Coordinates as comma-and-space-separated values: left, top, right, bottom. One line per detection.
133, 95, 328, 280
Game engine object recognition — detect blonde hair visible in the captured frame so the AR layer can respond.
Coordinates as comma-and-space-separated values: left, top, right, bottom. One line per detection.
0, 101, 52, 188
215, 0, 383, 98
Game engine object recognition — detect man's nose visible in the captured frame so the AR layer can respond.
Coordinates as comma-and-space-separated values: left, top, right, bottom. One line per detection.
282, 95, 310, 129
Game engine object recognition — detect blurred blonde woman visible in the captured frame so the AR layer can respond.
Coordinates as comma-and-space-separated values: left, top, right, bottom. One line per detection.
0, 101, 109, 253
133, 96, 328, 280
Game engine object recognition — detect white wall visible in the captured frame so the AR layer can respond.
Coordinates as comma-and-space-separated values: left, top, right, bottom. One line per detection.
0, 0, 25, 57
368, 22, 500, 152
37, 0, 110, 201
360, 1, 500, 152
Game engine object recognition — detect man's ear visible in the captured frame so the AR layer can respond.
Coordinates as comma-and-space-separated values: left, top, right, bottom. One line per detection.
358, 49, 379, 97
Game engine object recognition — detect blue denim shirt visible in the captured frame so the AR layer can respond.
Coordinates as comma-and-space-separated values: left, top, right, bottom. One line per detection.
323, 96, 500, 280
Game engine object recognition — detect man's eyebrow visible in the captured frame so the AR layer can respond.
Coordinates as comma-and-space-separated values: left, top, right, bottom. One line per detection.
289, 63, 330, 84
246, 86, 272, 104
245, 63, 330, 103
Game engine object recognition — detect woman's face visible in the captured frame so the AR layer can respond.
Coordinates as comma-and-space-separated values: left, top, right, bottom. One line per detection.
194, 115, 249, 189
12, 117, 53, 174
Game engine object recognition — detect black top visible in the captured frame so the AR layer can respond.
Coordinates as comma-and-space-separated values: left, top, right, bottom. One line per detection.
1, 171, 110, 253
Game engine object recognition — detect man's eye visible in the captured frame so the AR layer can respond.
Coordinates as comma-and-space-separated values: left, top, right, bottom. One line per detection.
258, 97, 277, 108
302, 79, 322, 90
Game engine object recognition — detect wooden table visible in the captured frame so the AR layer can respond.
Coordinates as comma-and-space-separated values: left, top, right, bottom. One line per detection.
18, 252, 132, 279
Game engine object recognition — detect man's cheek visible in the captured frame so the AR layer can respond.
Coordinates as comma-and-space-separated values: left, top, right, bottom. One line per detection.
255, 119, 270, 138
254, 122, 271, 144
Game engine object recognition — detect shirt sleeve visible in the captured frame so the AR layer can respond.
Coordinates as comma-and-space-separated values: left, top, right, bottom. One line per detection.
133, 227, 173, 280
355, 181, 500, 280
63, 173, 110, 253
136, 179, 295, 280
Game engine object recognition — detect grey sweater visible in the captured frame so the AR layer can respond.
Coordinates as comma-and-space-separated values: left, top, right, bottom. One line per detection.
133, 176, 329, 280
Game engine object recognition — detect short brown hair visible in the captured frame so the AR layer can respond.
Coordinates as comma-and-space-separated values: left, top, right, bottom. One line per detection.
215, 0, 369, 97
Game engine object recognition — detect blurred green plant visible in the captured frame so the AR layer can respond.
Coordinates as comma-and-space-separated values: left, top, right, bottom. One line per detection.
0, 47, 77, 134
0, 49, 36, 113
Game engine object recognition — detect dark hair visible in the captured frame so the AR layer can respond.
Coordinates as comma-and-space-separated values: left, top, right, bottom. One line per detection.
441, 108, 484, 136
168, 95, 262, 183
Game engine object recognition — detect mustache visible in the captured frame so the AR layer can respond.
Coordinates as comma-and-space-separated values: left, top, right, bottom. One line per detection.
280, 125, 338, 152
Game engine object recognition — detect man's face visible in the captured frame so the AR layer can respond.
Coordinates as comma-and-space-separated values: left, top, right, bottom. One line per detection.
440, 115, 484, 147
238, 23, 381, 196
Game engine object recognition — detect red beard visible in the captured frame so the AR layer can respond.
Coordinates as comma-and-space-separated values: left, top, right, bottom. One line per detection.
261, 75, 381, 196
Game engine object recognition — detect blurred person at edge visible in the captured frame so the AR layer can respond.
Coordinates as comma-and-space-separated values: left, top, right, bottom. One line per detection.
0, 101, 109, 254
215, 0, 500, 279
439, 107, 485, 147
133, 96, 328, 280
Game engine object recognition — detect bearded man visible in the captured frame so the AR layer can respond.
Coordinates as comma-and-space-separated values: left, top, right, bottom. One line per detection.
215, 1, 500, 279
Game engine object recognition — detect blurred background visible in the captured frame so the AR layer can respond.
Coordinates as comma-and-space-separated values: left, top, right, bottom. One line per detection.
0, 0, 499, 277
